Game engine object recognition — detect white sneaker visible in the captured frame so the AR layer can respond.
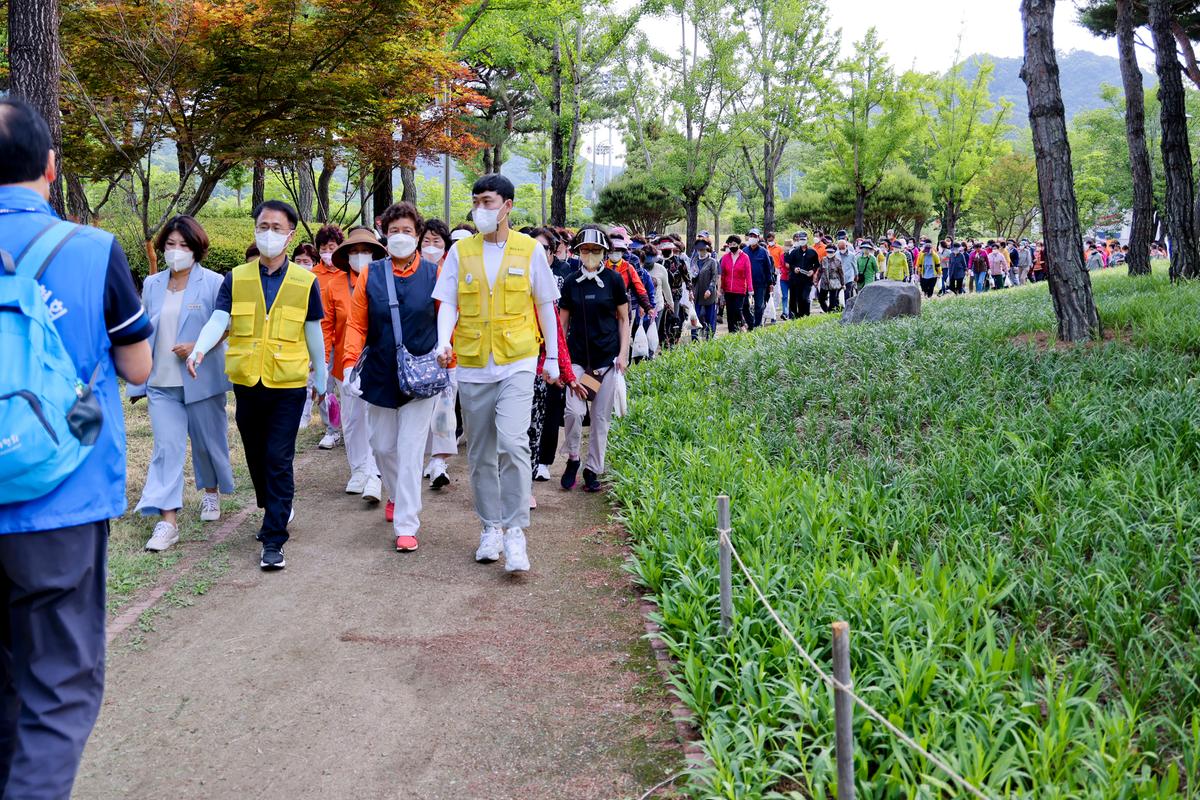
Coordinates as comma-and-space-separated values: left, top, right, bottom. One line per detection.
422, 460, 433, 479
533, 464, 550, 482
200, 493, 221, 522
503, 528, 530, 573
428, 458, 449, 490
144, 521, 179, 552
362, 474, 382, 503
318, 431, 341, 450
345, 471, 368, 494
475, 526, 504, 563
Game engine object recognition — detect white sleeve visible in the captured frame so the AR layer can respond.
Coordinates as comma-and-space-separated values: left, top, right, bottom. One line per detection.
192, 310, 230, 358
536, 302, 558, 360
431, 243, 460, 305
436, 302, 458, 354
529, 244, 560, 305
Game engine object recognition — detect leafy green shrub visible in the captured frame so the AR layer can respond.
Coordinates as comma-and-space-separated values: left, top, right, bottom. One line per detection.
610, 264, 1200, 798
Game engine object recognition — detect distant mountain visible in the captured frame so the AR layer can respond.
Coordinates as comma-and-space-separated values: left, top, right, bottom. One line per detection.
959, 50, 1156, 126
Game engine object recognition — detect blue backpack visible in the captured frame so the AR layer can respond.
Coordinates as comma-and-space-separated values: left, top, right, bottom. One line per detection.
0, 220, 104, 505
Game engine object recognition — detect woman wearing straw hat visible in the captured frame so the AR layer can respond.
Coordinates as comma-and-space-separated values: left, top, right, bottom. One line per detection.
327, 226, 386, 506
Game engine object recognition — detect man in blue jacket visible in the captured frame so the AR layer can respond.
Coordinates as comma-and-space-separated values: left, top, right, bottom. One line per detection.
742, 227, 775, 329
0, 99, 153, 799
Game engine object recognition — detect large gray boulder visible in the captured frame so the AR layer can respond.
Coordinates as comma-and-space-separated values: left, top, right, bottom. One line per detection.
840, 279, 921, 325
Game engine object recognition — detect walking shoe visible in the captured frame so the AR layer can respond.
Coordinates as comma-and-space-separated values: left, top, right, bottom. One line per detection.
385, 501, 395, 522
395, 535, 419, 552
560, 459, 580, 490
475, 526, 504, 563
260, 542, 286, 571
530, 493, 538, 509
428, 458, 449, 490
144, 521, 179, 552
503, 528, 530, 573
345, 471, 368, 494
533, 464, 551, 482
318, 431, 342, 450
362, 474, 382, 503
422, 460, 432, 479
289, 507, 295, 525
582, 468, 602, 493
200, 493, 221, 522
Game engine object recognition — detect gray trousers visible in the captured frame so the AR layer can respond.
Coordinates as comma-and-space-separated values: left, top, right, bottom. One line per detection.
564, 366, 619, 474
458, 372, 535, 531
136, 386, 235, 516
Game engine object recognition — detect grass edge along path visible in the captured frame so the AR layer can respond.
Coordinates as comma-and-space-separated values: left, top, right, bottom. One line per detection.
609, 267, 1200, 799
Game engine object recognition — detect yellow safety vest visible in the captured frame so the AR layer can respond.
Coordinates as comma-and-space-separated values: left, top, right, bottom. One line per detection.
454, 232, 542, 368
225, 261, 315, 389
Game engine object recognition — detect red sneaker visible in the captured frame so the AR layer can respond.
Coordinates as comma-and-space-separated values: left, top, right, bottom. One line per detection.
395, 535, 418, 552
385, 501, 394, 522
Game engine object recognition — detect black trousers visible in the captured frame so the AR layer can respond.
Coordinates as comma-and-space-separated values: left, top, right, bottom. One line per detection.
0, 521, 107, 800
750, 285, 769, 329
789, 276, 813, 317
233, 382, 307, 546
725, 293, 747, 333
539, 383, 566, 467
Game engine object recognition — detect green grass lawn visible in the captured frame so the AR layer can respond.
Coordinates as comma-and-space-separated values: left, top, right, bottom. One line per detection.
610, 264, 1200, 798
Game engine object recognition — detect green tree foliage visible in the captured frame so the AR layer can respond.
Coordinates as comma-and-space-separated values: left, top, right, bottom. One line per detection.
821, 28, 920, 238
966, 150, 1041, 239
783, 165, 930, 237
593, 172, 682, 233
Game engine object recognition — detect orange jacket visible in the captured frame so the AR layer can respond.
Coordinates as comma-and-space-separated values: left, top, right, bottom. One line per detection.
767, 243, 786, 281
613, 259, 651, 311
321, 268, 361, 381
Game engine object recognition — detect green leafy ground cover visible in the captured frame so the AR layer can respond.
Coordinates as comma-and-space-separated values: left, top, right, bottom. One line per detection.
610, 267, 1200, 798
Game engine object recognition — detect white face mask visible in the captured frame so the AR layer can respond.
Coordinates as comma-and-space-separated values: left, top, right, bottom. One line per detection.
387, 232, 418, 259
747, 236, 759, 246
471, 205, 502, 235
348, 252, 372, 273
255, 230, 290, 259
164, 248, 194, 273
422, 245, 445, 263
581, 251, 604, 271
608, 251, 622, 263
320, 251, 333, 265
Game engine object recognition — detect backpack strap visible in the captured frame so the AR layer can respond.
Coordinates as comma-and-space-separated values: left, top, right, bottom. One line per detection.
13, 220, 80, 281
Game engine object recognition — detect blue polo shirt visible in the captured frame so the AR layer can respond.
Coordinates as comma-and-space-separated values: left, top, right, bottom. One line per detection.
215, 259, 324, 320
742, 244, 775, 290
0, 186, 152, 533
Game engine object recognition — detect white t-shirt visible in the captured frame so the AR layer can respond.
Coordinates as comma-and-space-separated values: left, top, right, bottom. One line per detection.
432, 234, 560, 384
149, 287, 185, 388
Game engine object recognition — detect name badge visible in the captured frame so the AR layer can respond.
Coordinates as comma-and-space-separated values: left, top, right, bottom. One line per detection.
465, 273, 474, 285
507, 267, 525, 276
187, 303, 203, 310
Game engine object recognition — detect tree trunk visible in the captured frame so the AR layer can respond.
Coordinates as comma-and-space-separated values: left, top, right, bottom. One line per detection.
939, 197, 960, 241
493, 144, 504, 174
8, 0, 65, 214
182, 162, 235, 219
549, 36, 568, 226
400, 165, 417, 203
316, 156, 334, 223
1150, 0, 1199, 280
853, 189, 867, 240
359, 165, 370, 227
762, 143, 777, 235
540, 167, 547, 225
64, 171, 91, 224
684, 190, 701, 247
481, 149, 493, 175
372, 162, 393, 224
1118, 0, 1154, 276
252, 159, 265, 209
1020, 0, 1102, 342
297, 160, 315, 223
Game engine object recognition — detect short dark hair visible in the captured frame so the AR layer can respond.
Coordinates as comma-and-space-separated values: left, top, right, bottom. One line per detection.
452, 222, 477, 235
420, 218, 452, 251
244, 243, 260, 260
471, 173, 515, 201
726, 235, 742, 246
314, 224, 344, 249
528, 227, 558, 249
155, 215, 210, 262
252, 199, 298, 228
380, 201, 424, 235
0, 99, 52, 185
292, 243, 318, 263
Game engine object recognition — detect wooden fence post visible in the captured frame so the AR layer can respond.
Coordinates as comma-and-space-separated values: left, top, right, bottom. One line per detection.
832, 620, 855, 800
717, 495, 732, 635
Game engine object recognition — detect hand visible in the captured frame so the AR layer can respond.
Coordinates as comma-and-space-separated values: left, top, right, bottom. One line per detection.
172, 342, 195, 360
569, 380, 588, 400
543, 357, 560, 384
435, 344, 454, 368
316, 393, 326, 405
703, 290, 712, 300
186, 351, 204, 379
614, 354, 628, 375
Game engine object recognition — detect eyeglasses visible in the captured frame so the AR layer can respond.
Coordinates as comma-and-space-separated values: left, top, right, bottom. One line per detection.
255, 223, 290, 234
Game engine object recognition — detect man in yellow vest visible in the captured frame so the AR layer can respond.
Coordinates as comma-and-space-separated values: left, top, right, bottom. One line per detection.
186, 200, 326, 571
433, 174, 560, 573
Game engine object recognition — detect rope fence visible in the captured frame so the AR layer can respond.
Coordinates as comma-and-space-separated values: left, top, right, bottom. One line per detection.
714, 494, 995, 800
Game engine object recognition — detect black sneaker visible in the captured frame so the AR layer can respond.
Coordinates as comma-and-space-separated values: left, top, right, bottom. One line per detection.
561, 459, 580, 490
260, 542, 286, 571
582, 468, 602, 493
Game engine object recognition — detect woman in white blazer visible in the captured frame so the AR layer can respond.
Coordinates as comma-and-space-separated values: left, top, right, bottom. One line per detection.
127, 216, 234, 552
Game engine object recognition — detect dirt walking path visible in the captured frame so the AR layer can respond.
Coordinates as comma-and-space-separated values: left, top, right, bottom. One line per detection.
74, 448, 681, 800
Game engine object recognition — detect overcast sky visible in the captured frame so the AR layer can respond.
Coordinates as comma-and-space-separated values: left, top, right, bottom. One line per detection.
592, 0, 1140, 166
